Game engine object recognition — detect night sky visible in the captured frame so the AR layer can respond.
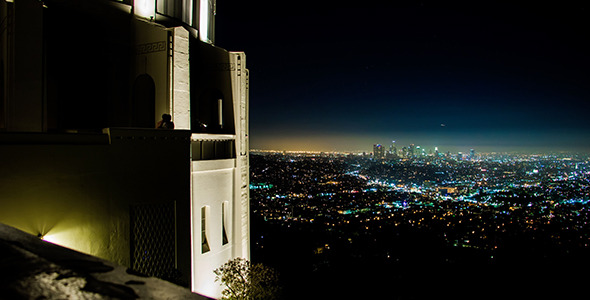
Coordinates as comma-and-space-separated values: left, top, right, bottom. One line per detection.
216, 1, 590, 153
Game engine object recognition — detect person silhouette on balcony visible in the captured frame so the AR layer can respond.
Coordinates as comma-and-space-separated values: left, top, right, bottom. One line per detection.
156, 113, 175, 129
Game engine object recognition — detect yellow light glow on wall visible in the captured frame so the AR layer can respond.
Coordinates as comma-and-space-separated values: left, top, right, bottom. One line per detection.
41, 229, 85, 252
134, 0, 155, 19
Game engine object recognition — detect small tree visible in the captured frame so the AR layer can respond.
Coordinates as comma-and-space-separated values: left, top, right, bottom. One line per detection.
214, 257, 281, 300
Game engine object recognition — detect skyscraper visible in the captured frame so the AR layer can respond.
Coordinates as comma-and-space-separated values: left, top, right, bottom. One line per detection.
0, 0, 248, 298
373, 144, 385, 159
389, 141, 397, 157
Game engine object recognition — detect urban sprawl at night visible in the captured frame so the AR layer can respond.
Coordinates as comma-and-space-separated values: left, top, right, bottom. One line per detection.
249, 146, 590, 299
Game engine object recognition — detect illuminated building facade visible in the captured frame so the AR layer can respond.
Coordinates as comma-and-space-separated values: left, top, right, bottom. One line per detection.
373, 144, 385, 159
389, 141, 397, 158
0, 0, 248, 298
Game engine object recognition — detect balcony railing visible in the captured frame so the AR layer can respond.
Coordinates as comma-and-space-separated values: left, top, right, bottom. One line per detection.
191, 134, 235, 161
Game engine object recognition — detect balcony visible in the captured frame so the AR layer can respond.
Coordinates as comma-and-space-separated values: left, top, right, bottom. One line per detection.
191, 134, 235, 161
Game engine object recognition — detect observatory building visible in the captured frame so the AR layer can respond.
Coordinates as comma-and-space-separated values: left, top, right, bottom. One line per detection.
0, 0, 249, 298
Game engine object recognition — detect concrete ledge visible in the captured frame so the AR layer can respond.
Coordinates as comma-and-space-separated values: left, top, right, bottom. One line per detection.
0, 128, 193, 145
0, 132, 109, 145
104, 128, 192, 144
191, 133, 236, 141
0, 223, 211, 300
192, 159, 236, 172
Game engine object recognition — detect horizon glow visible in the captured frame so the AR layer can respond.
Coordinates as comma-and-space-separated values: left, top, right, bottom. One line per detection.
249, 130, 590, 154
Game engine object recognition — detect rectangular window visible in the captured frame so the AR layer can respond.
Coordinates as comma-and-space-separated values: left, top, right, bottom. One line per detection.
218, 99, 223, 128
201, 206, 210, 253
222, 201, 229, 245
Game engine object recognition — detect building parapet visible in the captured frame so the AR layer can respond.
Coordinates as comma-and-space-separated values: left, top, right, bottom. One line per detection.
191, 133, 235, 141
0, 132, 109, 145
104, 128, 191, 144
0, 128, 193, 146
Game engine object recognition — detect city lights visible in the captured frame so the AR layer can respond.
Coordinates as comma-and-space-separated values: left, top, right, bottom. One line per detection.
249, 149, 590, 297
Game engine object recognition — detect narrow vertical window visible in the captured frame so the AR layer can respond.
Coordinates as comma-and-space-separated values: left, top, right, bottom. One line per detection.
199, 0, 210, 43
218, 98, 223, 128
201, 206, 210, 253
222, 201, 229, 245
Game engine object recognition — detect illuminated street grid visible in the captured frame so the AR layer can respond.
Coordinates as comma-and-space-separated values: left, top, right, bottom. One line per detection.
251, 150, 590, 256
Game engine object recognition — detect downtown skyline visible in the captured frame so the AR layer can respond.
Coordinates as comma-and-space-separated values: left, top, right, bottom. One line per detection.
216, 1, 590, 153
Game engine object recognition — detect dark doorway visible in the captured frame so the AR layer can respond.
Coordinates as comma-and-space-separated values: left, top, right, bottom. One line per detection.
193, 88, 235, 134
132, 74, 156, 128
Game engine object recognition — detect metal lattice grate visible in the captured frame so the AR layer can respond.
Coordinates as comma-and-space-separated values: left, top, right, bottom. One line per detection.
130, 202, 176, 279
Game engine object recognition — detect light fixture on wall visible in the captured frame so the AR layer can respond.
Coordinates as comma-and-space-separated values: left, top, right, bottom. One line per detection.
134, 0, 155, 20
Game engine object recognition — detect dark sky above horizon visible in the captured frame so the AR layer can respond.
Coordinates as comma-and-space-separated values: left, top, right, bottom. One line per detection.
216, 1, 590, 153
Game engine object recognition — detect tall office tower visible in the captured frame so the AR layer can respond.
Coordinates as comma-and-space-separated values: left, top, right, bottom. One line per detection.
416, 145, 422, 157
389, 141, 397, 157
409, 144, 415, 157
470, 148, 475, 160
0, 0, 248, 298
401, 146, 408, 158
373, 144, 385, 159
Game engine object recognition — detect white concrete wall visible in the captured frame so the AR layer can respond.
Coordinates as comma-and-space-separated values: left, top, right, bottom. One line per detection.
189, 51, 249, 300
229, 52, 250, 259
191, 159, 235, 299
171, 27, 191, 130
